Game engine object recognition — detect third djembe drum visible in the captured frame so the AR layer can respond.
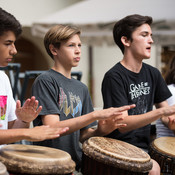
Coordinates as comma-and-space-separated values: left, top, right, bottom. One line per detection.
149, 137, 175, 175
0, 144, 75, 175
82, 137, 152, 175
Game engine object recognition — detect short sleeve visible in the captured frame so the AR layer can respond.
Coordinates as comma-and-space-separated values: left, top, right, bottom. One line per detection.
32, 76, 60, 116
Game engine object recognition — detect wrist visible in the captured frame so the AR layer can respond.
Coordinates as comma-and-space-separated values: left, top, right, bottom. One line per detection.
22, 120, 27, 123
20, 120, 30, 125
92, 110, 99, 120
93, 127, 104, 137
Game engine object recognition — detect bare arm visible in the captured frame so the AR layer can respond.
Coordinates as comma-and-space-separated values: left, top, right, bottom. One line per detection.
156, 101, 175, 131
118, 103, 175, 133
8, 120, 30, 129
42, 105, 135, 136
0, 125, 69, 145
155, 101, 169, 126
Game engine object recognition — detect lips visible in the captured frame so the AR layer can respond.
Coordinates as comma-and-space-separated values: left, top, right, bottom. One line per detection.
146, 47, 151, 52
7, 58, 12, 62
74, 57, 80, 62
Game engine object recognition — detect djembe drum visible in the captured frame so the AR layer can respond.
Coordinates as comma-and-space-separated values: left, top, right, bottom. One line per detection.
0, 144, 75, 175
149, 137, 175, 174
82, 137, 152, 175
0, 162, 8, 175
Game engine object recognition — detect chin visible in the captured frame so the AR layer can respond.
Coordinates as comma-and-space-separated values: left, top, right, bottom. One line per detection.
0, 63, 8, 67
143, 55, 151, 59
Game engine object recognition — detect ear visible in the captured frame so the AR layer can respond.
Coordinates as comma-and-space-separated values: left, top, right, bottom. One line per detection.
121, 36, 130, 47
49, 44, 58, 56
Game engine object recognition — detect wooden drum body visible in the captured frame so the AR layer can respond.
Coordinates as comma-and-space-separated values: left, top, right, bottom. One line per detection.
0, 162, 8, 175
0, 144, 75, 175
149, 137, 175, 174
82, 137, 152, 175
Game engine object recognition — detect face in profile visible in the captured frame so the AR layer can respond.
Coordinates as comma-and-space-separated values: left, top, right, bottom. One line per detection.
0, 31, 17, 67
128, 24, 153, 60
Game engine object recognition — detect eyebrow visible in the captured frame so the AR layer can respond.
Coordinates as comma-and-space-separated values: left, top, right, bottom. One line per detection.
140, 31, 152, 36
5, 40, 14, 43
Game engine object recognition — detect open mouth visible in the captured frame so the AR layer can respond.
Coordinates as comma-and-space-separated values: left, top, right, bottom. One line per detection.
146, 47, 151, 51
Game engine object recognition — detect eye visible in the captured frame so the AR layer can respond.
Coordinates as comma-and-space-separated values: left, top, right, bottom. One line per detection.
78, 44, 82, 47
142, 34, 147, 37
68, 44, 74, 47
5, 43, 11, 46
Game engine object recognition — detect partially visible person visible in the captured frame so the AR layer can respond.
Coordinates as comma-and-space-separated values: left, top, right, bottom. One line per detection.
102, 14, 175, 175
0, 7, 69, 145
156, 56, 175, 138
32, 24, 135, 173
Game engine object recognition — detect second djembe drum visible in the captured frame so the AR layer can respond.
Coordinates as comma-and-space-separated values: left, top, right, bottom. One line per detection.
82, 137, 152, 175
0, 144, 75, 175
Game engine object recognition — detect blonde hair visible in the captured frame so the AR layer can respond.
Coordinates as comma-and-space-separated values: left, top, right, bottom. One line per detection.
44, 24, 81, 59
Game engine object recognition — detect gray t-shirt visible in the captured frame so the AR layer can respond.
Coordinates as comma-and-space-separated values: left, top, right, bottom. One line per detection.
32, 69, 97, 168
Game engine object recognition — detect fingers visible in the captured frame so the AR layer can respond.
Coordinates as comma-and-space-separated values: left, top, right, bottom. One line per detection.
16, 100, 21, 109
22, 98, 30, 108
35, 106, 42, 116
23, 96, 37, 108
112, 116, 124, 122
39, 125, 69, 137
117, 104, 136, 112
22, 96, 42, 114
115, 123, 127, 128
57, 127, 69, 135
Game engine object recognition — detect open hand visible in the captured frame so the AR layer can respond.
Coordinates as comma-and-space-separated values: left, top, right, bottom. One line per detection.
15, 96, 42, 123
26, 125, 69, 141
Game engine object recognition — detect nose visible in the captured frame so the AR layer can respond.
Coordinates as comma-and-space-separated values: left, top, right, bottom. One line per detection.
75, 46, 81, 53
10, 44, 17, 55
149, 36, 154, 44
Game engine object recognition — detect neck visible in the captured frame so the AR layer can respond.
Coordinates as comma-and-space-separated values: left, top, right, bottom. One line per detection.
52, 65, 71, 79
121, 56, 143, 73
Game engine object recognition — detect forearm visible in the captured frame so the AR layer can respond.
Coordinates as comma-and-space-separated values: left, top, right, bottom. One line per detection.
119, 108, 163, 133
10, 119, 30, 129
42, 112, 97, 135
0, 129, 31, 145
156, 101, 174, 130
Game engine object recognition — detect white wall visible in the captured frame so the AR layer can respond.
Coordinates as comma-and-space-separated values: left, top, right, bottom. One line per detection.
0, 0, 82, 26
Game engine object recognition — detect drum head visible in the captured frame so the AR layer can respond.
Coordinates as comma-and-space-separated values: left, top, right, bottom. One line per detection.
82, 137, 152, 173
153, 137, 175, 157
0, 144, 75, 174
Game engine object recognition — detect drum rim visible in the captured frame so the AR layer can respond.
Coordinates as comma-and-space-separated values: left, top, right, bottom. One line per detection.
82, 137, 152, 173
0, 144, 75, 174
152, 137, 175, 157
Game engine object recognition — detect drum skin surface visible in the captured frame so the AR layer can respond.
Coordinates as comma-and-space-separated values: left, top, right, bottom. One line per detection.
82, 137, 152, 175
0, 144, 75, 175
149, 137, 175, 174
153, 137, 175, 157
